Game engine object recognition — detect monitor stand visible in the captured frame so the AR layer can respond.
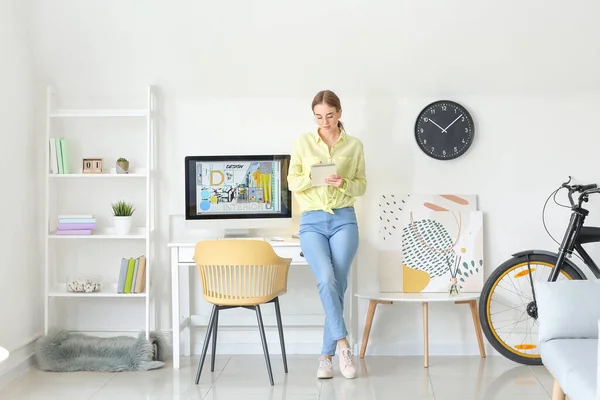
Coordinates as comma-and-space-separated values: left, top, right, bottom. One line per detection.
223, 228, 260, 239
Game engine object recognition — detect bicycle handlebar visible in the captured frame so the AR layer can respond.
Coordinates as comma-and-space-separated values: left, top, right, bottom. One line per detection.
565, 183, 598, 192
560, 176, 599, 207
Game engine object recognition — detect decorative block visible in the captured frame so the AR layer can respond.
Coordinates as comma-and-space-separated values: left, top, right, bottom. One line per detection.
82, 158, 103, 174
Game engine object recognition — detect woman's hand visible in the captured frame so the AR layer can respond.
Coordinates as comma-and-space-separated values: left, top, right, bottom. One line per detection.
325, 174, 344, 189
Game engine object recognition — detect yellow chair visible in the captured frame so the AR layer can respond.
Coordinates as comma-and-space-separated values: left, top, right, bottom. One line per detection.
192, 239, 292, 386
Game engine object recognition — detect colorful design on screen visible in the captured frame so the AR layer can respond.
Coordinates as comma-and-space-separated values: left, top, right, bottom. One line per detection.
194, 161, 281, 215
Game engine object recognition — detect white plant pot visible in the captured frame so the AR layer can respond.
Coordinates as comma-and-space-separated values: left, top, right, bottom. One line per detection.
114, 216, 132, 236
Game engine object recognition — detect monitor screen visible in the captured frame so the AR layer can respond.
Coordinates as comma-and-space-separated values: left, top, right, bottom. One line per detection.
185, 155, 292, 220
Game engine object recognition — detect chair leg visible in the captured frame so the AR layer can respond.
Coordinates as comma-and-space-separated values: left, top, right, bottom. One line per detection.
195, 305, 217, 385
211, 307, 219, 372
255, 305, 274, 386
273, 297, 288, 373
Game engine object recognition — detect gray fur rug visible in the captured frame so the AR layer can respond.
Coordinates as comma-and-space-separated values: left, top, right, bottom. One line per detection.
35, 330, 166, 372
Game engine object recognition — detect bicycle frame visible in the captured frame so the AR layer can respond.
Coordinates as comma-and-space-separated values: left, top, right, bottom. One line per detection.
549, 188, 600, 281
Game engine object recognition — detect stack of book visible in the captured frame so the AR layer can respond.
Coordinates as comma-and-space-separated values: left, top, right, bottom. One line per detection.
49, 137, 70, 174
117, 255, 146, 294
56, 215, 96, 235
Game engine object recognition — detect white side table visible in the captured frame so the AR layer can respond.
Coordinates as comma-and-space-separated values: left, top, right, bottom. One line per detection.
355, 292, 486, 367
0, 346, 9, 365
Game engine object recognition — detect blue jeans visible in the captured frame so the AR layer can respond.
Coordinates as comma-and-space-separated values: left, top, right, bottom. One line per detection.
299, 207, 359, 356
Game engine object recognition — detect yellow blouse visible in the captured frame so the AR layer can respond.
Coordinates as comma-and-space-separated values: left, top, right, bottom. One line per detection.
287, 129, 367, 214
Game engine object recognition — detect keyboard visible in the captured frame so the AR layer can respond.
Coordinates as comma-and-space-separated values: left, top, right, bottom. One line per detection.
217, 237, 265, 241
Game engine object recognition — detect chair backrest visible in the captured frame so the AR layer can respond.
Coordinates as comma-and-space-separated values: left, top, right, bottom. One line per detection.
193, 240, 292, 306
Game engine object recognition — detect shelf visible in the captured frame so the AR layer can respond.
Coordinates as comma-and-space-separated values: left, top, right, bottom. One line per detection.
49, 285, 147, 298
48, 227, 147, 239
49, 109, 148, 118
49, 173, 147, 179
44, 85, 155, 340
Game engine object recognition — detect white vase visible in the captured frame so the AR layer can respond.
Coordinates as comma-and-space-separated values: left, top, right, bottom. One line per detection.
114, 216, 132, 235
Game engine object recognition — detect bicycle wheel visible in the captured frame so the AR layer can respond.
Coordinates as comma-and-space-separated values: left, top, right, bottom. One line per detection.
478, 253, 585, 365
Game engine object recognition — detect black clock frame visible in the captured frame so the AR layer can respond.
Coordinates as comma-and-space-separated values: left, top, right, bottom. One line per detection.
414, 100, 475, 160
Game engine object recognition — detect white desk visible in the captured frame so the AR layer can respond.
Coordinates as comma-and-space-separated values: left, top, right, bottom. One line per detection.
355, 292, 486, 368
168, 238, 307, 369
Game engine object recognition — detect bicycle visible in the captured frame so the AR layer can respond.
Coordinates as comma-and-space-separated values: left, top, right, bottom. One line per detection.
478, 176, 600, 365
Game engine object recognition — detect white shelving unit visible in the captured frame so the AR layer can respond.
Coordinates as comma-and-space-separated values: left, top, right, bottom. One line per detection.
49, 109, 149, 118
43, 86, 156, 340
49, 173, 148, 179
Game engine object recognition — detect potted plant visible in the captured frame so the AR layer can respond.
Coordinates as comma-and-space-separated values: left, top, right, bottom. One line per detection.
116, 157, 129, 174
111, 200, 135, 235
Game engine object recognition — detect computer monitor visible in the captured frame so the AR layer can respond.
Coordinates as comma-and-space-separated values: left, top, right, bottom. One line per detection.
184, 154, 293, 237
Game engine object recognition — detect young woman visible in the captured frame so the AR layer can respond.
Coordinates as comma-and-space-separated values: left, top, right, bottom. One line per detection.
287, 90, 367, 379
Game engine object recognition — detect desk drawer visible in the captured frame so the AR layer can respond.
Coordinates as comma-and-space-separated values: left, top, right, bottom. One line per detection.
274, 246, 306, 265
178, 244, 306, 265
178, 247, 195, 263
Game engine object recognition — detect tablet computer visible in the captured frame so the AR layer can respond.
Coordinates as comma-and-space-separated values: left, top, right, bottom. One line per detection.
311, 163, 337, 186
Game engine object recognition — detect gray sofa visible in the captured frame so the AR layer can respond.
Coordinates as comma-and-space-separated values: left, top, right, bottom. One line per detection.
537, 279, 600, 400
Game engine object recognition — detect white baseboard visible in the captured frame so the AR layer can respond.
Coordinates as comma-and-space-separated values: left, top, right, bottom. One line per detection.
356, 342, 497, 357
0, 334, 40, 390
164, 326, 498, 357
192, 342, 323, 355
185, 342, 497, 357
176, 326, 327, 356
53, 330, 497, 359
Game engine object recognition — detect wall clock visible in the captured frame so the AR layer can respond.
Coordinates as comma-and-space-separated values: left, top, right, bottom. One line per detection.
414, 100, 475, 160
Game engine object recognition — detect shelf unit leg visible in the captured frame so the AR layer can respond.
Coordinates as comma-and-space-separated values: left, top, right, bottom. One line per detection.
171, 250, 181, 369
182, 264, 192, 357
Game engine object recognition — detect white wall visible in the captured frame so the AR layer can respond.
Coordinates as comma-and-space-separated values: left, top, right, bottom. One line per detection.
24, 0, 600, 356
0, 0, 42, 384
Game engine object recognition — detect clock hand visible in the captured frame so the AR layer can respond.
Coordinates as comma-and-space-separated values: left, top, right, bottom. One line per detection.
443, 114, 463, 132
428, 118, 446, 132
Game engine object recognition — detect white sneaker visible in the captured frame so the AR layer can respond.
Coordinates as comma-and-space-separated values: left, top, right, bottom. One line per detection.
338, 347, 357, 379
317, 355, 333, 379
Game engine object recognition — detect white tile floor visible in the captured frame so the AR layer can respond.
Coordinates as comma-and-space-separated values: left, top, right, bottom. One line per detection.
0, 354, 555, 399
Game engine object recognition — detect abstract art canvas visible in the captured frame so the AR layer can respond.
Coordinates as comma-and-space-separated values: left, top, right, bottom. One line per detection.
400, 210, 484, 293
377, 194, 479, 292
379, 194, 477, 243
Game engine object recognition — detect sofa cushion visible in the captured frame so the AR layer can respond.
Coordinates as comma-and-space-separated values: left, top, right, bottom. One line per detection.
535, 279, 600, 342
541, 338, 597, 399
